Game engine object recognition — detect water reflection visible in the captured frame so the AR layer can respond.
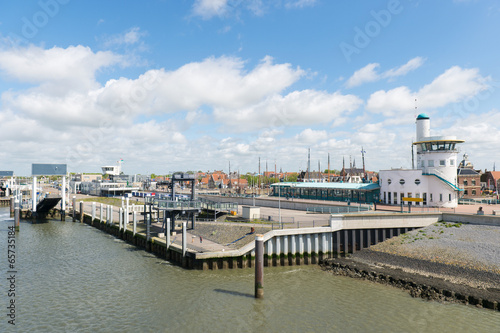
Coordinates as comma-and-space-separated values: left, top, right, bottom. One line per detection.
0, 209, 499, 333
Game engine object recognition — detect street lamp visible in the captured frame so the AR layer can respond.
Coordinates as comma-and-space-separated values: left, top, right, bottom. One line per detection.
278, 185, 282, 229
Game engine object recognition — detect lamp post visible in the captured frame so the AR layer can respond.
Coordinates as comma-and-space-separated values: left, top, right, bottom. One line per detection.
278, 185, 282, 229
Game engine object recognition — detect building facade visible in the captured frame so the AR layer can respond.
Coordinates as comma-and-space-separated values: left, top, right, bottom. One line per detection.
379, 114, 464, 208
270, 182, 380, 204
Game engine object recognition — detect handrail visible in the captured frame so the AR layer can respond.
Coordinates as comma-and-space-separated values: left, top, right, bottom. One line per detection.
423, 173, 462, 191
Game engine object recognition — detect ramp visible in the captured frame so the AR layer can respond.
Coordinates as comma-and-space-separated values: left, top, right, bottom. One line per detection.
36, 197, 61, 214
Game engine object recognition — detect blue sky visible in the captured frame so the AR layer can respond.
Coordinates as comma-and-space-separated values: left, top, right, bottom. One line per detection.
0, 0, 499, 175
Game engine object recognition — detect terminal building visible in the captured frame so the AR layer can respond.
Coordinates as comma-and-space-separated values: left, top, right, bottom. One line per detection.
379, 114, 464, 208
270, 182, 380, 204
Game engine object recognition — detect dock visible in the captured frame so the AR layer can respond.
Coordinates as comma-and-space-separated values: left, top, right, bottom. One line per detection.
67, 199, 488, 270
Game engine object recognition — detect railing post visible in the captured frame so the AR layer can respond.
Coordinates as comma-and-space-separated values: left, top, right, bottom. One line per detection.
133, 211, 137, 236
72, 196, 76, 222
79, 201, 84, 223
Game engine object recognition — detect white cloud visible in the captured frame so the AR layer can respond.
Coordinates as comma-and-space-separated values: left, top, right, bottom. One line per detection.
213, 89, 362, 131
383, 57, 425, 79
97, 55, 304, 115
103, 27, 146, 47
366, 66, 490, 115
345, 57, 425, 88
285, 0, 317, 9
192, 0, 229, 19
345, 63, 380, 88
295, 128, 328, 144
191, 0, 314, 19
1, 52, 304, 131
0, 45, 123, 91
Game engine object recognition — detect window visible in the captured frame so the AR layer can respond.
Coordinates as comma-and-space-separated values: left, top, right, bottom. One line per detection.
399, 179, 405, 185
421, 160, 425, 167
449, 194, 452, 201
415, 179, 421, 185
430, 193, 433, 202
450, 159, 455, 166
463, 180, 468, 186
428, 160, 434, 167
439, 194, 443, 202
393, 192, 397, 204
472, 179, 476, 186
388, 179, 392, 185
440, 160, 446, 166
472, 190, 477, 195
464, 190, 468, 195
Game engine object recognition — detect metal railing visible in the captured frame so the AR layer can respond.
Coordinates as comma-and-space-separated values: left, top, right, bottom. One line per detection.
306, 205, 370, 214
459, 198, 500, 205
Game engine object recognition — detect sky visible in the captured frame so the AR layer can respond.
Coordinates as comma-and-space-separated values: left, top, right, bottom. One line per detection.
0, 0, 499, 176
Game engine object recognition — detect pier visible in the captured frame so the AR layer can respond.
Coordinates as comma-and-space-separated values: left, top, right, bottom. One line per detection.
68, 197, 481, 270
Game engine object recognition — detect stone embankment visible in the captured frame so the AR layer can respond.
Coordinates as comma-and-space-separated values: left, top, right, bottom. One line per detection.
321, 222, 500, 311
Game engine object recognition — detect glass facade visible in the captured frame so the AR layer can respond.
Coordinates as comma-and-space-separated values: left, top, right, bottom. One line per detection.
270, 183, 380, 204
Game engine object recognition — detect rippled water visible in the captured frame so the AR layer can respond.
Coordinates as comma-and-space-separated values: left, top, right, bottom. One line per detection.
1, 207, 499, 332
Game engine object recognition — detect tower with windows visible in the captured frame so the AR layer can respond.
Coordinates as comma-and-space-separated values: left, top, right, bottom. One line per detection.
414, 113, 464, 187
379, 114, 464, 208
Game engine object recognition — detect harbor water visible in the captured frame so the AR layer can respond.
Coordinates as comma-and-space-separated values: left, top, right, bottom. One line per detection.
1, 207, 499, 332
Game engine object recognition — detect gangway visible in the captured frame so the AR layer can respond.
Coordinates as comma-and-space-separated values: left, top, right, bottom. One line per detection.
36, 196, 61, 214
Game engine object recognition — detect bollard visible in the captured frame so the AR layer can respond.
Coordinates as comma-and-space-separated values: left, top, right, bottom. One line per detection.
79, 201, 84, 223
133, 211, 137, 236
166, 218, 171, 249
10, 197, 15, 217
119, 208, 123, 231
182, 222, 187, 257
92, 202, 96, 223
72, 196, 76, 222
255, 234, 264, 298
100, 203, 103, 224
124, 205, 128, 231
14, 199, 20, 231
108, 205, 113, 225
146, 212, 151, 242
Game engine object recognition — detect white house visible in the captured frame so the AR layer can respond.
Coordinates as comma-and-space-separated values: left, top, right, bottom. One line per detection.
379, 114, 464, 208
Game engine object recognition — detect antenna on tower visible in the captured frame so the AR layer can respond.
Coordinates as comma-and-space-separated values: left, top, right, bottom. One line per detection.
307, 148, 311, 182
328, 152, 331, 183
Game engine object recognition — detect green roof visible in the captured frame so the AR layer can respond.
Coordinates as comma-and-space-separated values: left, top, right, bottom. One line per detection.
270, 182, 380, 191
417, 113, 429, 120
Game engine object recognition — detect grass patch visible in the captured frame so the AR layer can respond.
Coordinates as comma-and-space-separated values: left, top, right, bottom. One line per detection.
81, 197, 126, 206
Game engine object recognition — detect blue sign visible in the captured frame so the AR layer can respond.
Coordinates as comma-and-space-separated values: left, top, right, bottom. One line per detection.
32, 164, 67, 176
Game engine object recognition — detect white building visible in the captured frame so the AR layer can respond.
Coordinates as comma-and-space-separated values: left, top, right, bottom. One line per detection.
102, 161, 122, 176
379, 114, 464, 208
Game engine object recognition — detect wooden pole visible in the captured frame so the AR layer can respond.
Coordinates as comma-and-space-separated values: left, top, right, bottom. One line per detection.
14, 199, 20, 231
255, 234, 264, 298
79, 201, 84, 223
72, 196, 76, 222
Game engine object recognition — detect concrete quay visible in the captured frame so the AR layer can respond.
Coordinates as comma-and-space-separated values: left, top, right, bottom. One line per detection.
66, 198, 482, 271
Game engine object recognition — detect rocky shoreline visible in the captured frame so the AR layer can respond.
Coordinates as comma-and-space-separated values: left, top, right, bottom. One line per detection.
320, 250, 500, 311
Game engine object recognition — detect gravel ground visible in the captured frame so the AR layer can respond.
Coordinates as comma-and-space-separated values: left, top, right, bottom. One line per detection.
369, 222, 500, 275
188, 223, 272, 249
322, 222, 500, 306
